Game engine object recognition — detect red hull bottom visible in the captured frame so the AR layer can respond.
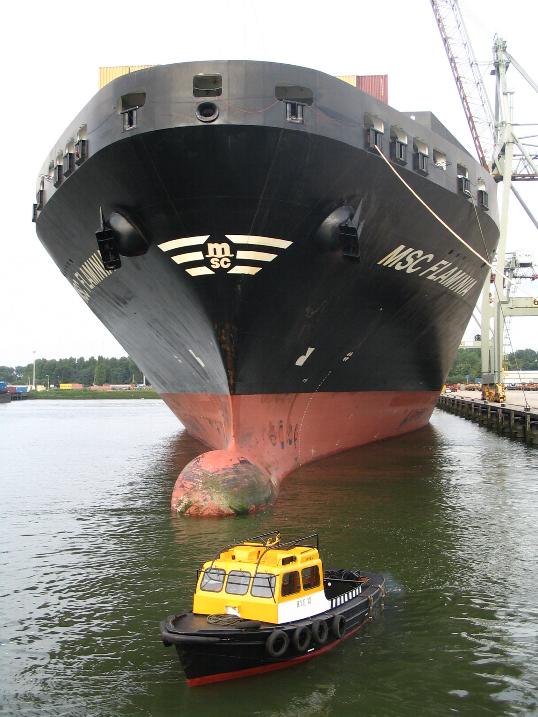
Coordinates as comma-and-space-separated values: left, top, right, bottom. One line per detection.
162, 390, 439, 516
186, 621, 364, 686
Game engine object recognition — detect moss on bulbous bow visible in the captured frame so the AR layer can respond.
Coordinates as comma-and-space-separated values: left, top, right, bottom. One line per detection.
172, 454, 275, 517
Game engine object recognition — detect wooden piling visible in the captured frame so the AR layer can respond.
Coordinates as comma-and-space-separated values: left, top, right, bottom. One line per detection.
437, 395, 537, 447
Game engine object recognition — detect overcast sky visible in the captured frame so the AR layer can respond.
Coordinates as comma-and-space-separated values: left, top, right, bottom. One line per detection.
1, 0, 536, 367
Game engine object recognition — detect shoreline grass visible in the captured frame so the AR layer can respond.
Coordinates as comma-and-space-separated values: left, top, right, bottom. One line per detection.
25, 389, 161, 400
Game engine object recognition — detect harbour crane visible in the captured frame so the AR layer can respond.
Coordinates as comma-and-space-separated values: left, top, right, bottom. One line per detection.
430, 0, 538, 402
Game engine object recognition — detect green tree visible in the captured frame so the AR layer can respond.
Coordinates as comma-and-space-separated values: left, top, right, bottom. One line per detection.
94, 357, 108, 385
507, 349, 538, 370
0, 366, 17, 383
447, 347, 481, 383
2, 355, 144, 387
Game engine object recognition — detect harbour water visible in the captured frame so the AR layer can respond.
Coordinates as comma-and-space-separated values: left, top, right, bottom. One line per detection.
1, 400, 537, 716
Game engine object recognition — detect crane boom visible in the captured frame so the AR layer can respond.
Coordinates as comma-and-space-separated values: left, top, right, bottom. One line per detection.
431, 0, 538, 403
430, 0, 496, 170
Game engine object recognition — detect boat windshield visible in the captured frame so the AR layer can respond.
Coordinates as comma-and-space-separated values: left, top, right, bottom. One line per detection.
251, 573, 275, 598
225, 571, 251, 595
200, 568, 225, 592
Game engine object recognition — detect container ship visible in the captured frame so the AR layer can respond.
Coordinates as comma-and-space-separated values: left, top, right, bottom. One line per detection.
33, 61, 499, 516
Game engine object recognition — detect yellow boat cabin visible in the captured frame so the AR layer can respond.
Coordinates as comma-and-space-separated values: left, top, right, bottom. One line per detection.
193, 532, 334, 624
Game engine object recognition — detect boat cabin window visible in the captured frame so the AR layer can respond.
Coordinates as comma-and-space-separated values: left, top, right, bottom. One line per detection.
53, 152, 63, 187
200, 568, 225, 592
35, 180, 44, 210
251, 573, 276, 598
365, 114, 384, 152
285, 102, 304, 124
123, 109, 137, 131
301, 565, 320, 591
390, 126, 407, 165
75, 125, 88, 165
433, 149, 447, 170
477, 179, 489, 210
193, 74, 222, 97
275, 86, 312, 126
63, 140, 75, 178
457, 164, 471, 196
282, 555, 296, 566
119, 93, 145, 132
225, 570, 251, 595
413, 139, 429, 175
281, 570, 301, 597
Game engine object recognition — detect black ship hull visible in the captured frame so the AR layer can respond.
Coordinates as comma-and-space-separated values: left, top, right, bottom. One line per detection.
34, 61, 500, 514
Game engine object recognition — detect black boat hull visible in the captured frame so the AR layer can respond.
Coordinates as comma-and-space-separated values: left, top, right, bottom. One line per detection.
161, 576, 384, 685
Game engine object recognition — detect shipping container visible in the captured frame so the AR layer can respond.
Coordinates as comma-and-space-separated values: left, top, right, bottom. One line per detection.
356, 75, 388, 104
337, 75, 388, 104
502, 370, 538, 385
99, 66, 154, 89
337, 75, 358, 88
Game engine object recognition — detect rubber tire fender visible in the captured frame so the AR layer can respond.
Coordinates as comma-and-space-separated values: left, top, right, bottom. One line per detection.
292, 625, 311, 652
331, 614, 346, 639
311, 618, 329, 645
265, 629, 289, 658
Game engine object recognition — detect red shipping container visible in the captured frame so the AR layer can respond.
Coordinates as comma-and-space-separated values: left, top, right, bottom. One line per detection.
356, 75, 388, 104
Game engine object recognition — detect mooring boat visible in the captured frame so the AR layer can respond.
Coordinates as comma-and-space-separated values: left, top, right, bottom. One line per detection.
160, 531, 384, 685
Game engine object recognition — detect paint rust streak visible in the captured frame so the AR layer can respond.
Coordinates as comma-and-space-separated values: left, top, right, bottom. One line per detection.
215, 321, 237, 393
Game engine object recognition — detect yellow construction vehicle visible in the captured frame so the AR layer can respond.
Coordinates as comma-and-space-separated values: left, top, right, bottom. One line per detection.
481, 382, 506, 403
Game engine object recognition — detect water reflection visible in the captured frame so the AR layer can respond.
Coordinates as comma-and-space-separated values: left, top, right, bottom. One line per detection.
1, 402, 537, 716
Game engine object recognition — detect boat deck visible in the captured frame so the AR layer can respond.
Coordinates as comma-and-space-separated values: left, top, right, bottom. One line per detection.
165, 576, 383, 636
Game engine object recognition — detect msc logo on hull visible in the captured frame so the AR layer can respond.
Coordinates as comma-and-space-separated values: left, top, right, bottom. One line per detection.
157, 234, 292, 277
205, 241, 235, 271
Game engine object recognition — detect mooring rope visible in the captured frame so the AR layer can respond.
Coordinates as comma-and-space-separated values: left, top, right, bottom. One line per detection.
372, 144, 513, 287
206, 614, 243, 626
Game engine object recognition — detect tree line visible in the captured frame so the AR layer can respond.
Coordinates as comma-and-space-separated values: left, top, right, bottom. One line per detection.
447, 347, 538, 384
1, 348, 536, 387
0, 356, 144, 387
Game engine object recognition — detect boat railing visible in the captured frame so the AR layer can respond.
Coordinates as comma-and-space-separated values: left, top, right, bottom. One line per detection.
249, 533, 319, 587
278, 533, 320, 551
209, 531, 319, 565
207, 530, 282, 567
328, 583, 363, 609
323, 571, 366, 600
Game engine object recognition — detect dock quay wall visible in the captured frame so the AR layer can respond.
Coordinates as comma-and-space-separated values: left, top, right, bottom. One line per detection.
437, 394, 538, 447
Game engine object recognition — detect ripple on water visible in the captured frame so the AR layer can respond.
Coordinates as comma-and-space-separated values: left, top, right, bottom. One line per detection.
0, 402, 537, 716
